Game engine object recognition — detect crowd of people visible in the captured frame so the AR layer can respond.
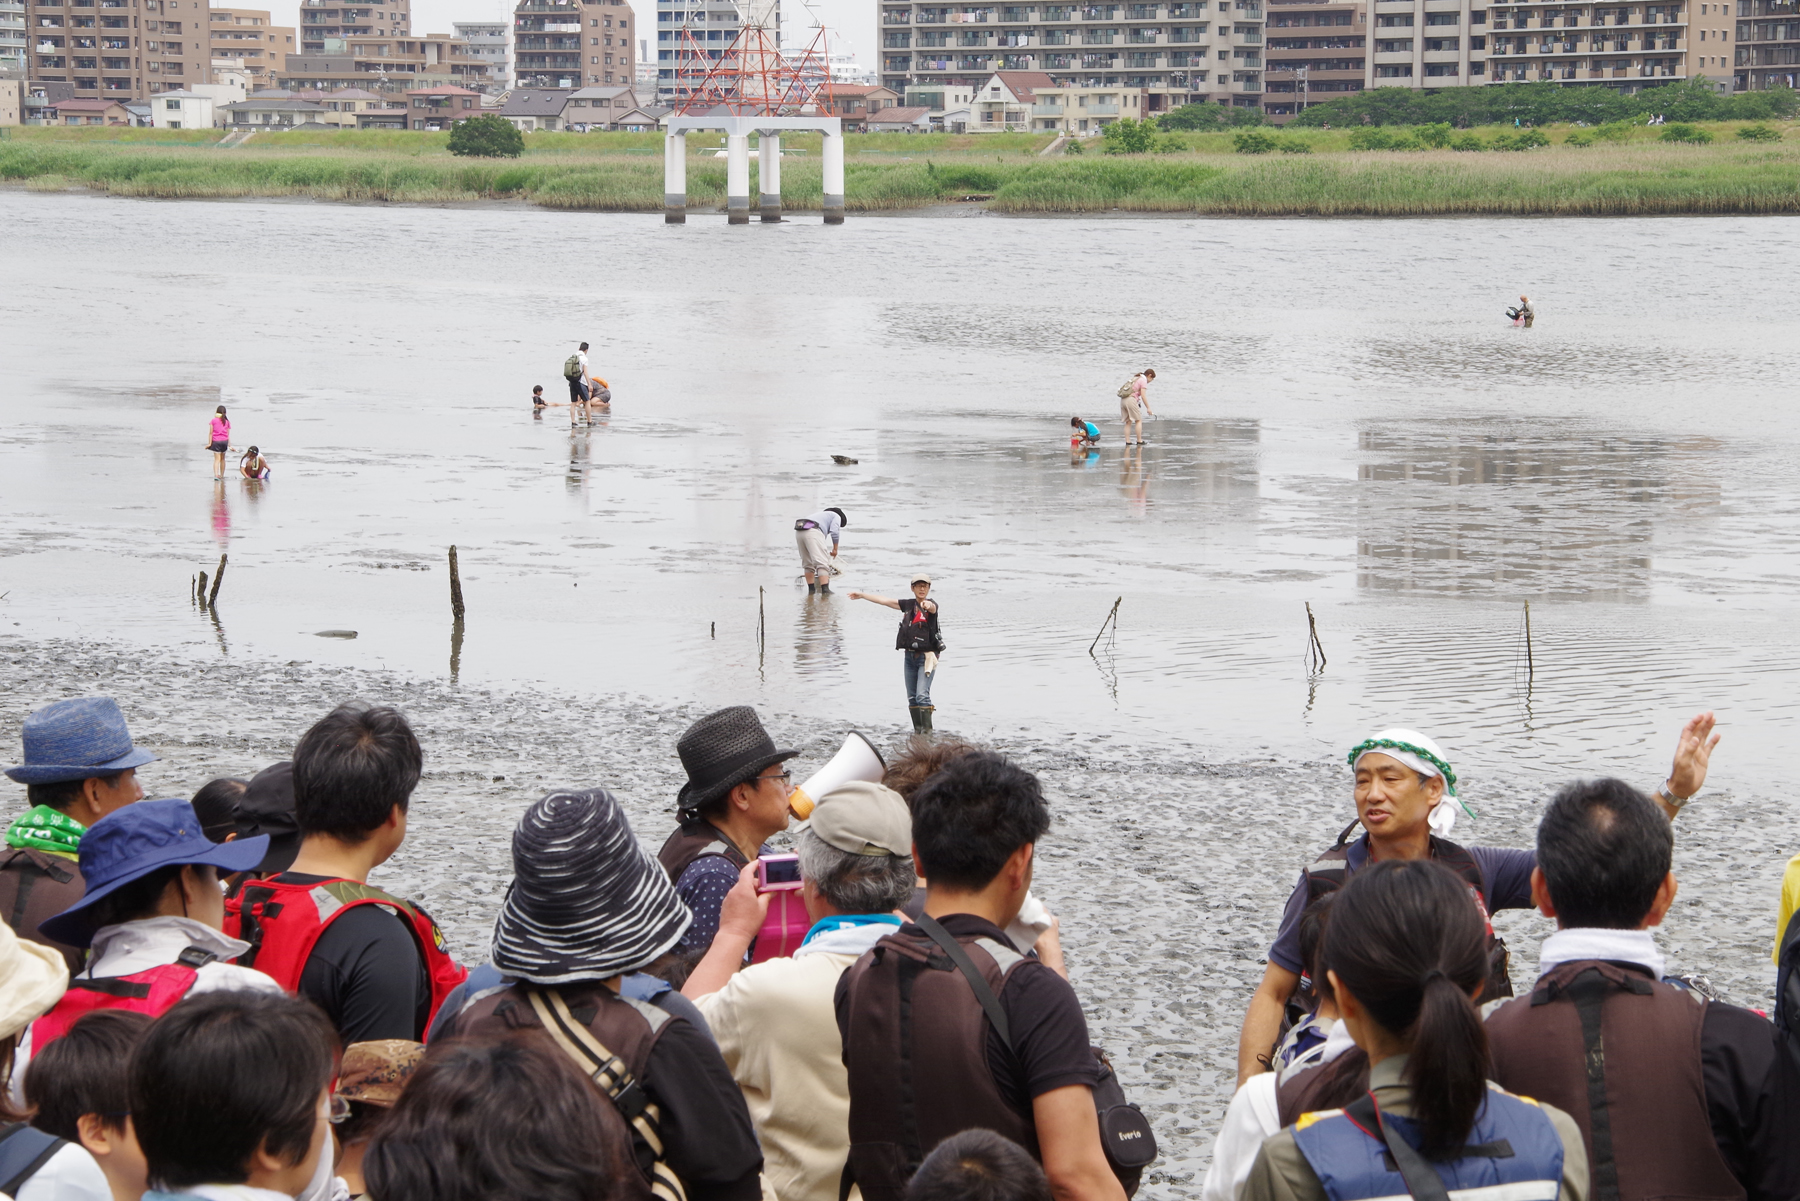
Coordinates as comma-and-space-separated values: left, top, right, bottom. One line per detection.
0, 692, 1796, 1201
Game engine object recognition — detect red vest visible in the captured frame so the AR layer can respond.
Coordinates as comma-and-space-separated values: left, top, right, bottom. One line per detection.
224, 877, 467, 1029
29, 949, 212, 1052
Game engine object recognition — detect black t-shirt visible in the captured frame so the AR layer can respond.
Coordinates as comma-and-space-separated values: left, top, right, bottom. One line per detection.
1701, 1001, 1800, 1195
641, 1008, 765, 1201
273, 872, 429, 1043
836, 913, 1100, 1117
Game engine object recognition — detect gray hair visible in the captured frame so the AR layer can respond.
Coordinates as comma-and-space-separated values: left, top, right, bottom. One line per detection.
797, 828, 917, 916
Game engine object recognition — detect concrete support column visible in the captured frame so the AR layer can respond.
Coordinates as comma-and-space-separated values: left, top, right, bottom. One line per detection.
758, 132, 781, 223
822, 130, 845, 225
663, 132, 686, 224
726, 132, 751, 225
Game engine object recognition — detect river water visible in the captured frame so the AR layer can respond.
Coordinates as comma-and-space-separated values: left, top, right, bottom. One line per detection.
7, 190, 1800, 1191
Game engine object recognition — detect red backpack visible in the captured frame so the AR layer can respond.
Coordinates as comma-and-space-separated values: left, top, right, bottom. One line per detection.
29, 946, 215, 1052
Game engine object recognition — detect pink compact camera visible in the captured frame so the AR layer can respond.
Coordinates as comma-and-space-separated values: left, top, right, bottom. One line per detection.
752, 853, 810, 963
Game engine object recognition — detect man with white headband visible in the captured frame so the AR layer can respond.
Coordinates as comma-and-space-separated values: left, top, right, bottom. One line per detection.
1233, 713, 1720, 1087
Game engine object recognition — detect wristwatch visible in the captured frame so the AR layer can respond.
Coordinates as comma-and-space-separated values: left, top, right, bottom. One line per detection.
1656, 781, 1691, 813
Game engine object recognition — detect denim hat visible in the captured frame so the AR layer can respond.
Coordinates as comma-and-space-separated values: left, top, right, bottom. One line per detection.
5, 698, 158, 785
40, 799, 268, 949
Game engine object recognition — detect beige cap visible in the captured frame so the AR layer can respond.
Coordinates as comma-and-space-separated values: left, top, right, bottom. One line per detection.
810, 780, 912, 858
0, 922, 67, 1042
909, 573, 932, 585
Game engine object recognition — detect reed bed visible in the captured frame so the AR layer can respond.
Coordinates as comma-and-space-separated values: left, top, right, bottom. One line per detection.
4, 137, 1796, 216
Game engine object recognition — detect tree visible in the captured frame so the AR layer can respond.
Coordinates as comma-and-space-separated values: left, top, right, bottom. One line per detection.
1158, 102, 1230, 131
1101, 117, 1157, 153
448, 113, 525, 158
1232, 129, 1277, 153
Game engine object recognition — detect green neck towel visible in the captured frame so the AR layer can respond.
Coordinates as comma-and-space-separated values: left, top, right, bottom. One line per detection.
6, 805, 86, 856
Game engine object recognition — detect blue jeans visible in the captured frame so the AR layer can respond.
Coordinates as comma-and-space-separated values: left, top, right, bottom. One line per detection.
904, 651, 934, 706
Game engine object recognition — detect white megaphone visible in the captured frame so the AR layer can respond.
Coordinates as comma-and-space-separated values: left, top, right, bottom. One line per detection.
788, 732, 886, 820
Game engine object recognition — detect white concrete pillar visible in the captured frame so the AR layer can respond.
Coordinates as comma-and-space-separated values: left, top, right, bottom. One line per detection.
726, 131, 751, 224
663, 131, 686, 224
758, 132, 781, 223
822, 130, 845, 225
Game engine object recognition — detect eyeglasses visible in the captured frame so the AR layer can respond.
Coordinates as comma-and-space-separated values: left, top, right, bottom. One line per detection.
759, 770, 793, 787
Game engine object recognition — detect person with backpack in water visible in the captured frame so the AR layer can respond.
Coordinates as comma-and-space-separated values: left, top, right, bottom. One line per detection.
848, 573, 945, 735
206, 406, 231, 480
563, 343, 592, 427
1242, 859, 1589, 1201
1117, 370, 1154, 446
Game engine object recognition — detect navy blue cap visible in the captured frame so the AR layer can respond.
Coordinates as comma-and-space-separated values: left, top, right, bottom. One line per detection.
41, 799, 269, 949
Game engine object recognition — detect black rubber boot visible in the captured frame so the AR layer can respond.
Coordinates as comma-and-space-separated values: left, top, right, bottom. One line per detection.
807, 583, 818, 595
818, 583, 831, 595
908, 706, 924, 734
918, 706, 934, 735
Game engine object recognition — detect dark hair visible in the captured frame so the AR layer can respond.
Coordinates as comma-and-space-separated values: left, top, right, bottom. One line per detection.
363, 1034, 637, 1201
578, 342, 590, 351
130, 990, 337, 1190
82, 862, 190, 931
1142, 368, 1155, 378
1325, 860, 1489, 1160
882, 736, 981, 805
1536, 778, 1672, 929
247, 445, 260, 456
533, 385, 544, 392
190, 777, 248, 843
216, 405, 227, 416
292, 703, 422, 841
910, 752, 1050, 892
826, 506, 847, 527
1070, 417, 1083, 428
907, 1129, 1051, 1201
26, 1009, 152, 1140
26, 772, 126, 814
337, 1099, 391, 1146
1297, 892, 1335, 1003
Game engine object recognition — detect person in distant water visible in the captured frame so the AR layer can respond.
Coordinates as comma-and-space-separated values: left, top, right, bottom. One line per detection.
1120, 369, 1155, 446
848, 573, 945, 735
239, 446, 270, 481
796, 507, 847, 596
566, 342, 592, 427
207, 406, 230, 480
1508, 296, 1535, 327
590, 371, 612, 408
532, 385, 546, 410
1069, 417, 1100, 448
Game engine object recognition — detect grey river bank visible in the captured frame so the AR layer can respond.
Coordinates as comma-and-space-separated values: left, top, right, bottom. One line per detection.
6, 190, 1800, 1193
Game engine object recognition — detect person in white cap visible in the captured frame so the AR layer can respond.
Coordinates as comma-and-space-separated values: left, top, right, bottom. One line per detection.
848, 574, 945, 735
1232, 712, 1722, 1088
680, 780, 918, 1201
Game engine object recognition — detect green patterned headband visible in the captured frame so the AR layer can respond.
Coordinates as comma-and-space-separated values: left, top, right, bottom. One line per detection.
1348, 737, 1474, 818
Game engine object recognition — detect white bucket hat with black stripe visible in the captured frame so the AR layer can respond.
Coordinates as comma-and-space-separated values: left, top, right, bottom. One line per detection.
490, 788, 692, 984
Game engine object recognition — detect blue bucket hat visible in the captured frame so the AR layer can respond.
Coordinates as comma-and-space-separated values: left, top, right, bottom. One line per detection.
40, 799, 268, 949
5, 698, 159, 786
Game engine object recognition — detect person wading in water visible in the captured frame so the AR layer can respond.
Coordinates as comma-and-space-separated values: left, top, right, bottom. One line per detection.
849, 574, 945, 735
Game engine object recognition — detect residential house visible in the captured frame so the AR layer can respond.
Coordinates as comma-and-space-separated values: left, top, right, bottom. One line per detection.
825, 81, 899, 127
878, 0, 1265, 114
454, 20, 509, 89
52, 95, 128, 122
218, 95, 327, 125
970, 67, 1050, 128
123, 98, 151, 122
865, 101, 931, 128
150, 88, 217, 127
1027, 80, 1183, 129
1262, 0, 1361, 120
516, 0, 637, 90
498, 84, 573, 126
21, 78, 69, 123
561, 81, 637, 125
609, 101, 657, 127
405, 81, 479, 126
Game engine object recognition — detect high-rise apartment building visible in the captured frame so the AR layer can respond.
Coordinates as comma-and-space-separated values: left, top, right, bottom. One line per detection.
26, 0, 215, 100
299, 0, 411, 52
1736, 0, 1798, 91
651, 0, 771, 100
453, 19, 508, 87
514, 0, 635, 89
1485, 0, 1731, 89
209, 6, 291, 89
1263, 0, 1362, 117
2, 0, 27, 73
878, 0, 1267, 113
1363, 0, 1486, 86
280, 31, 491, 88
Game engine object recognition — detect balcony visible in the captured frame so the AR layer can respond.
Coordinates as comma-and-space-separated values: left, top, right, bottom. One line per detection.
1032, 99, 1063, 110
1085, 99, 1119, 110
883, 10, 911, 20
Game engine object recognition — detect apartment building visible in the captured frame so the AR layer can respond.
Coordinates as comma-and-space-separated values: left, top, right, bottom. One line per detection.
653, 0, 767, 101
2, 0, 26, 73
1364, 0, 1487, 87
515, 0, 635, 89
27, 0, 199, 100
279, 31, 490, 89
1024, 77, 1189, 126
452, 19, 507, 87
1736, 0, 1798, 91
879, 0, 1267, 114
299, 0, 411, 51
1262, 0, 1361, 118
1486, 0, 1731, 88
209, 6, 291, 89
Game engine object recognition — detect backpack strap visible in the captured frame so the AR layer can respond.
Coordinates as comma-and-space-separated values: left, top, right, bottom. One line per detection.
0, 1121, 69, 1196
1530, 966, 1646, 1201
524, 986, 687, 1201
1340, 1093, 1450, 1201
915, 914, 1011, 1049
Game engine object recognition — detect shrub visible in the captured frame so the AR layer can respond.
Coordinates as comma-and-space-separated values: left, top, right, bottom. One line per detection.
1593, 119, 1636, 141
1277, 137, 1312, 154
1659, 122, 1713, 144
1065, 138, 1084, 154
1736, 123, 1781, 142
1414, 121, 1454, 148
1101, 118, 1157, 154
1233, 129, 1278, 154
1348, 127, 1421, 151
447, 114, 524, 158
1492, 129, 1549, 150
1155, 135, 1187, 153
1158, 102, 1230, 131
1564, 130, 1595, 147
1451, 133, 1484, 152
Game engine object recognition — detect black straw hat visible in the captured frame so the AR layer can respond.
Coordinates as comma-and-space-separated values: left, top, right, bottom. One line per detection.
675, 706, 798, 819
490, 788, 691, 983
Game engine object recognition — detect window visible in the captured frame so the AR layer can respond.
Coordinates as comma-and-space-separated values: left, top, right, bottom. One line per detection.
1374, 61, 1412, 72
1423, 59, 1457, 71
1424, 10, 1458, 22
1375, 13, 1413, 24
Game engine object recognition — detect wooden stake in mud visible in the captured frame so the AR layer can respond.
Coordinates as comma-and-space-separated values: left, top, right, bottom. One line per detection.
1305, 602, 1327, 672
191, 574, 198, 606
1523, 600, 1534, 683
1088, 596, 1122, 656
207, 554, 227, 609
448, 546, 466, 620
196, 570, 209, 608
711, 621, 716, 640
759, 587, 766, 650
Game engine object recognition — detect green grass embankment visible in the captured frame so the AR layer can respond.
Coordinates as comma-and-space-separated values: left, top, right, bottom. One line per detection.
3, 123, 1797, 215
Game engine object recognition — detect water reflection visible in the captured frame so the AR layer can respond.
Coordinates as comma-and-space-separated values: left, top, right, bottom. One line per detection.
209, 481, 230, 544
566, 429, 590, 495
1118, 443, 1147, 514
794, 594, 843, 678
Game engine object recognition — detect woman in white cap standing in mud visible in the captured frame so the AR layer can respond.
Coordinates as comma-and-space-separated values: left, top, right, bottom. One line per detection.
848, 574, 944, 735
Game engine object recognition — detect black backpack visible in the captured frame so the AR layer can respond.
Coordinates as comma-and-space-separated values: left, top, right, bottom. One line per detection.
1774, 907, 1800, 1055
0, 1122, 69, 1196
